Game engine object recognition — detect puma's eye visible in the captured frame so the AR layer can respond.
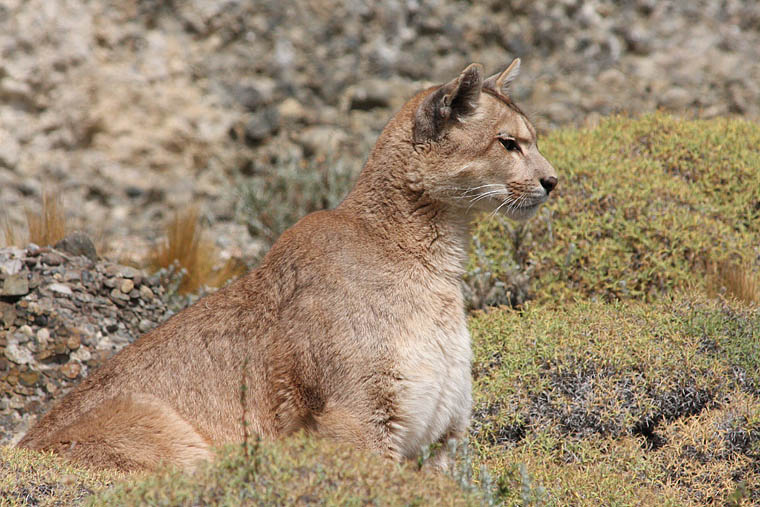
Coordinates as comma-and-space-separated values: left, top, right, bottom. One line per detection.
499, 137, 521, 153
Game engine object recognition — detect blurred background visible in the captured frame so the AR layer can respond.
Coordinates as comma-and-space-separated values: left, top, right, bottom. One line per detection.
1, 0, 759, 263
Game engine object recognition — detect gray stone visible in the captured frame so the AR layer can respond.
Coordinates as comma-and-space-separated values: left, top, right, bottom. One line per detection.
0, 259, 23, 276
48, 283, 73, 296
140, 285, 154, 300
138, 318, 153, 333
55, 232, 97, 262
41, 253, 63, 266
244, 107, 280, 146
1, 274, 29, 296
4, 343, 33, 365
0, 129, 20, 169
346, 79, 393, 111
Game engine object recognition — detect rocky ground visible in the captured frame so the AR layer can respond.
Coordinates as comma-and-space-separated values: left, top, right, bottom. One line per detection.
1, 0, 759, 262
0, 234, 173, 444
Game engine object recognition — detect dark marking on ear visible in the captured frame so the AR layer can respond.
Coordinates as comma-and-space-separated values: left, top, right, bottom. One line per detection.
413, 63, 484, 144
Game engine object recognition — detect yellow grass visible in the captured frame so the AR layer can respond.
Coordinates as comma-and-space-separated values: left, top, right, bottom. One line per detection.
26, 190, 66, 247
1, 215, 19, 247
707, 260, 760, 306
151, 206, 247, 294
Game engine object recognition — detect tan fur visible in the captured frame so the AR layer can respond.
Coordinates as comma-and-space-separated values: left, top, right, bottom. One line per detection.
18, 60, 557, 472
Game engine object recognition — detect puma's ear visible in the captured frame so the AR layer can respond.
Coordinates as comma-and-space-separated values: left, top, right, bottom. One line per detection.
483, 58, 521, 97
413, 63, 484, 143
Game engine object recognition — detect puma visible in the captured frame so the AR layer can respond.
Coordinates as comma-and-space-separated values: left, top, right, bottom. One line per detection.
19, 59, 557, 472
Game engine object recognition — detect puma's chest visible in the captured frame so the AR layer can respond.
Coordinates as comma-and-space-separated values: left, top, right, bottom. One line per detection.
391, 315, 472, 459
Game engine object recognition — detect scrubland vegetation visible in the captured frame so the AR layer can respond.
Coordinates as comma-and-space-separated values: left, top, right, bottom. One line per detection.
2, 113, 758, 505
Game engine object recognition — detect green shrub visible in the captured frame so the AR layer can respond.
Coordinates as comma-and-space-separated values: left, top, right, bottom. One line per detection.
237, 154, 357, 251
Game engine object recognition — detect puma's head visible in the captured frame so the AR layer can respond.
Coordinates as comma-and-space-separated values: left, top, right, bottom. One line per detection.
411, 59, 558, 221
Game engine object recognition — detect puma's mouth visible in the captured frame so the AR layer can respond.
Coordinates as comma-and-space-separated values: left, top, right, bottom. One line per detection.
493, 192, 547, 221
504, 201, 541, 221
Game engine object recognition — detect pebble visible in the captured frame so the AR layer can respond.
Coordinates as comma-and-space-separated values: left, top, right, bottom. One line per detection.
36, 327, 50, 343
60, 362, 81, 379
2, 274, 29, 296
0, 258, 23, 276
18, 371, 39, 387
41, 253, 63, 266
66, 334, 81, 350
54, 232, 98, 262
5, 343, 33, 365
138, 318, 154, 333
48, 283, 73, 296
120, 279, 134, 294
140, 285, 154, 300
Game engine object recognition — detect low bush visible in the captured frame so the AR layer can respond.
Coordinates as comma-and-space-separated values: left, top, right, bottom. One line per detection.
237, 153, 356, 252
470, 292, 759, 505
471, 113, 760, 306
92, 433, 484, 505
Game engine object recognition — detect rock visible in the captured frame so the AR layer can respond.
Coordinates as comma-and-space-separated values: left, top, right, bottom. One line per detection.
105, 264, 140, 279
659, 87, 693, 110
5, 343, 33, 365
0, 302, 16, 327
298, 126, 350, 157
109, 288, 130, 302
60, 362, 81, 380
35, 328, 49, 343
244, 107, 280, 146
18, 371, 40, 387
120, 279, 134, 294
54, 232, 98, 261
19, 325, 33, 339
66, 334, 81, 350
48, 283, 73, 296
138, 318, 153, 333
1, 244, 172, 445
0, 258, 23, 276
0, 130, 20, 169
346, 79, 393, 111
230, 85, 265, 111
278, 97, 309, 122
41, 253, 63, 266
2, 274, 29, 296
140, 285, 154, 300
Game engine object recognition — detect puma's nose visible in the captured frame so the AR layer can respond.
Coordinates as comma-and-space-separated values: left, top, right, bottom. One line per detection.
540, 176, 558, 194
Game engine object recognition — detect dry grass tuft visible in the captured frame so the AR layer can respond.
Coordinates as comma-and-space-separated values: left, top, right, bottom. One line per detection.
1, 215, 20, 247
707, 260, 760, 306
26, 190, 67, 247
151, 206, 247, 294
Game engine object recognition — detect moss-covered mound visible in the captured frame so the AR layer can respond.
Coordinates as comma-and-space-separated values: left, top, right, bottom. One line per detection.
472, 113, 760, 306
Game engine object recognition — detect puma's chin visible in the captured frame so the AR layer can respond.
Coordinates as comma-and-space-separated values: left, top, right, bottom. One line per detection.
503, 204, 540, 221
502, 196, 546, 221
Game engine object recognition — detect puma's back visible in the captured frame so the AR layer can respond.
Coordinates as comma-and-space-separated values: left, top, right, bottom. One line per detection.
19, 60, 557, 471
